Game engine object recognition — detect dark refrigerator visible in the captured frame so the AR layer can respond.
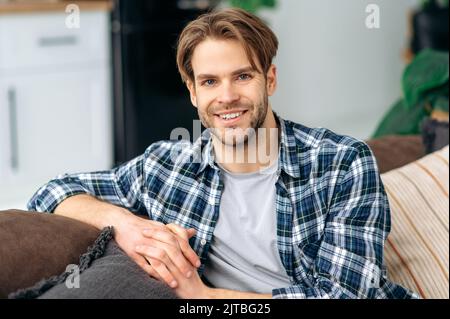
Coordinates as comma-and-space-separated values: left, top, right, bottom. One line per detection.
112, 0, 218, 166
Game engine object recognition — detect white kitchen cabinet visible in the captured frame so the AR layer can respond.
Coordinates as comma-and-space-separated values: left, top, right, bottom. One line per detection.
0, 11, 112, 210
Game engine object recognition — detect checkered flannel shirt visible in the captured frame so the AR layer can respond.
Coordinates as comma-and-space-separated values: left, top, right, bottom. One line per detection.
28, 114, 417, 299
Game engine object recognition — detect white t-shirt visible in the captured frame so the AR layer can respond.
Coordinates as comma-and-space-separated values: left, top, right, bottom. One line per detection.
203, 160, 292, 293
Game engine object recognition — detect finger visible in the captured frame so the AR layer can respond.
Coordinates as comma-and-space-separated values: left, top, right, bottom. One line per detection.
142, 228, 179, 247
135, 246, 179, 288
140, 259, 163, 281
166, 224, 189, 240
186, 228, 197, 238
167, 224, 197, 240
134, 254, 161, 280
143, 229, 200, 270
177, 237, 201, 268
137, 240, 194, 278
153, 226, 201, 268
137, 258, 161, 280
150, 259, 178, 288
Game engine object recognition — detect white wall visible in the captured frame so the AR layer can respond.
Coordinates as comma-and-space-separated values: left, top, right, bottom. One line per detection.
258, 0, 420, 139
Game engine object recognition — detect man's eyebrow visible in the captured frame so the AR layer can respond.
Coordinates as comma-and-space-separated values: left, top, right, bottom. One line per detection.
196, 73, 217, 81
230, 66, 256, 76
196, 66, 257, 81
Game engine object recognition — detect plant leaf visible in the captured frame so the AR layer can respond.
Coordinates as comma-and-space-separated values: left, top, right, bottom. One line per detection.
230, 0, 276, 12
420, 83, 449, 111
261, 0, 276, 8
372, 99, 430, 138
432, 96, 449, 112
402, 49, 449, 109
230, 0, 259, 12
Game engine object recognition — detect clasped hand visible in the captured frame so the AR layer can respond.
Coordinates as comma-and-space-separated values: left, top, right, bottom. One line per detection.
114, 213, 210, 298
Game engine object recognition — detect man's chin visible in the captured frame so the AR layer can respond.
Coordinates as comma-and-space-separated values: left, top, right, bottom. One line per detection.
221, 136, 249, 147
211, 128, 256, 147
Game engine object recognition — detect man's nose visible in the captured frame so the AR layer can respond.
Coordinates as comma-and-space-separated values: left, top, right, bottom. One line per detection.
217, 82, 239, 104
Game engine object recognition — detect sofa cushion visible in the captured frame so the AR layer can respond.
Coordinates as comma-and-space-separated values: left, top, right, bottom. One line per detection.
0, 210, 101, 298
11, 238, 179, 299
381, 146, 449, 299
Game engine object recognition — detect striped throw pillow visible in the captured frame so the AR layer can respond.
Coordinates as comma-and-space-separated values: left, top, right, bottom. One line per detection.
381, 146, 449, 299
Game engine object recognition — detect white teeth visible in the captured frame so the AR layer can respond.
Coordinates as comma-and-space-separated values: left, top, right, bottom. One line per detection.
221, 112, 243, 120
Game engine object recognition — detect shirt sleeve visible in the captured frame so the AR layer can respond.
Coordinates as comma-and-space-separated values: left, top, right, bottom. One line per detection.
272, 143, 418, 299
27, 152, 147, 216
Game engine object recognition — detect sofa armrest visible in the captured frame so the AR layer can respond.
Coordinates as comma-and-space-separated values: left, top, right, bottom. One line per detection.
0, 210, 101, 298
366, 135, 425, 173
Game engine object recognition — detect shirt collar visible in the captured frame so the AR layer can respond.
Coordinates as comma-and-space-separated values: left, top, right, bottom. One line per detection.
277, 114, 301, 178
196, 112, 301, 179
196, 128, 218, 174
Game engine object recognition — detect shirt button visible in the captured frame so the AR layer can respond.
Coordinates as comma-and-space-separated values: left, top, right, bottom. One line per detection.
200, 239, 207, 246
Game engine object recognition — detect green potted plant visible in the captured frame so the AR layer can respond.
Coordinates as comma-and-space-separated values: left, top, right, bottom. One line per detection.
372, 49, 449, 138
228, 0, 276, 13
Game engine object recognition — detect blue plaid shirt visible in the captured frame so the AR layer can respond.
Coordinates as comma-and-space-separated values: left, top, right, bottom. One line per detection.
28, 114, 417, 299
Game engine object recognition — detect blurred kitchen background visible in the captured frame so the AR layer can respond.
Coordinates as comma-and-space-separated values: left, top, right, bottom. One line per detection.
0, 0, 448, 210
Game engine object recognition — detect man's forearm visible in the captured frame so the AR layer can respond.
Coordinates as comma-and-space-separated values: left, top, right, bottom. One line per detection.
54, 194, 132, 230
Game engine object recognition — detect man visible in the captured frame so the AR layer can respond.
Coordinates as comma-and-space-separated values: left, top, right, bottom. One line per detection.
28, 8, 416, 299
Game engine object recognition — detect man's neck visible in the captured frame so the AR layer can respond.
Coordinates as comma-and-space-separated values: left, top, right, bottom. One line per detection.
212, 110, 280, 174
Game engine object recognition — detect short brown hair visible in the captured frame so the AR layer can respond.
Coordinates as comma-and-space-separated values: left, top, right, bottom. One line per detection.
176, 8, 279, 84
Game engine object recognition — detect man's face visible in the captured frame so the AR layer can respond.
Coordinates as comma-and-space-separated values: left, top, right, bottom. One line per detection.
187, 39, 277, 146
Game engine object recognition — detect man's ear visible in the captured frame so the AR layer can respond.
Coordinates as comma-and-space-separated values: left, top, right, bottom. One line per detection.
186, 80, 198, 108
266, 64, 277, 96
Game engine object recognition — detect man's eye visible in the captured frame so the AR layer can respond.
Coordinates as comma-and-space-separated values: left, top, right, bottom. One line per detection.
202, 79, 216, 86
237, 74, 252, 81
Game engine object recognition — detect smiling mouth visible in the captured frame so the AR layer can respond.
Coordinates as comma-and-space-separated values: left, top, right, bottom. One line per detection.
214, 110, 248, 123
